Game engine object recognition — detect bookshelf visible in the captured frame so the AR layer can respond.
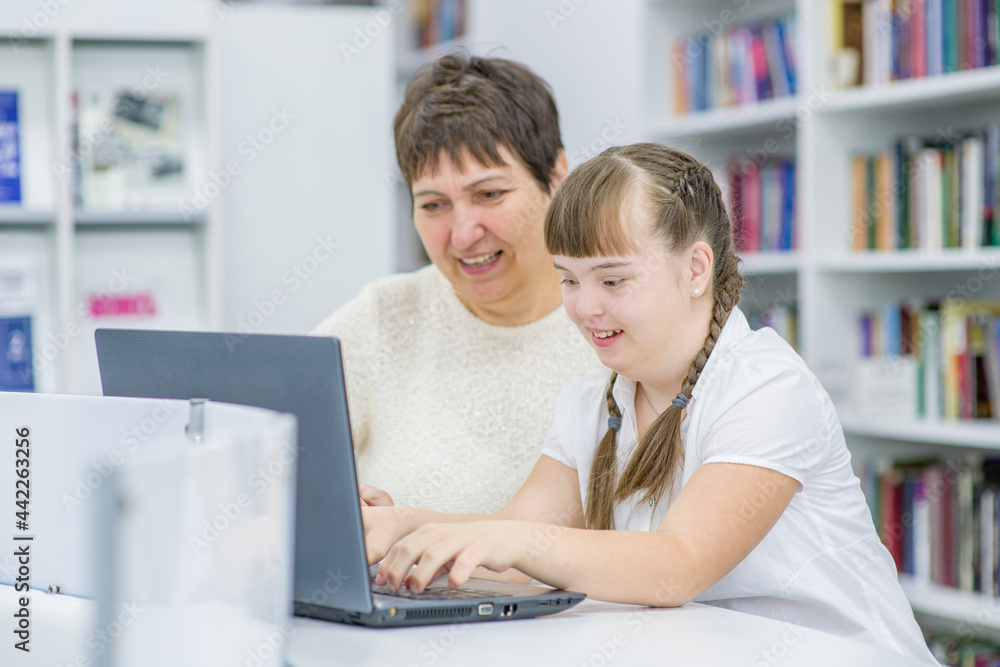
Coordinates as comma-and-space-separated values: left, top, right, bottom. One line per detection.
0, 1, 220, 394
643, 0, 1000, 650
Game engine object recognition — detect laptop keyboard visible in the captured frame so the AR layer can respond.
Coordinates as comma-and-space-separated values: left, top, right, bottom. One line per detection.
370, 573, 511, 600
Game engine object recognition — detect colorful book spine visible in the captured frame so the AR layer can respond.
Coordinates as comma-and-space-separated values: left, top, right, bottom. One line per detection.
832, 0, 997, 86
673, 13, 797, 114
851, 124, 1000, 251
0, 91, 21, 204
726, 157, 796, 253
859, 300, 1000, 421
0, 315, 32, 391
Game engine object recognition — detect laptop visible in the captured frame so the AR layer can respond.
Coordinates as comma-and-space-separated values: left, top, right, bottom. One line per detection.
95, 328, 586, 627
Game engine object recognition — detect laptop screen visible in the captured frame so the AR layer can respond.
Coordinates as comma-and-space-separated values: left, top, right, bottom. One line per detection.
95, 329, 374, 614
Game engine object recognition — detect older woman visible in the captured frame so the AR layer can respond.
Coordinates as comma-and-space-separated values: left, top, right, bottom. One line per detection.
311, 54, 601, 515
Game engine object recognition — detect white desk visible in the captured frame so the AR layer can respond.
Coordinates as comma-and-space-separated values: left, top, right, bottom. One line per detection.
286, 598, 929, 666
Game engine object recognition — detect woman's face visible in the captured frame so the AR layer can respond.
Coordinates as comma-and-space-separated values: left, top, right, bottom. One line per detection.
554, 232, 713, 389
411, 145, 565, 325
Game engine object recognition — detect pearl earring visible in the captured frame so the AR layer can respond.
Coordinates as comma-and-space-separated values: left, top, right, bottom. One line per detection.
693, 289, 700, 296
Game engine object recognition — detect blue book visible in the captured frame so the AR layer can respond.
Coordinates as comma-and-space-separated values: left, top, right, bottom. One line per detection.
902, 474, 917, 575
884, 303, 902, 357
778, 14, 798, 95
0, 315, 33, 392
780, 160, 795, 250
0, 91, 21, 204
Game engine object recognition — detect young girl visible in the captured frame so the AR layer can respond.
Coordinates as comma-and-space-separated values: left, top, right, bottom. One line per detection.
365, 143, 937, 664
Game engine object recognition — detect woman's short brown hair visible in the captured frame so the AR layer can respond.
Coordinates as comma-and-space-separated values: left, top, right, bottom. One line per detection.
393, 52, 563, 193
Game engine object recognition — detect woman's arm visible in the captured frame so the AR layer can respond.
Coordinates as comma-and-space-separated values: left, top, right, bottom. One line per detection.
376, 462, 799, 606
364, 454, 585, 566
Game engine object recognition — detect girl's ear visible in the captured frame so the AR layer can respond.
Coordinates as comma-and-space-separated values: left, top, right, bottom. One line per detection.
688, 241, 714, 298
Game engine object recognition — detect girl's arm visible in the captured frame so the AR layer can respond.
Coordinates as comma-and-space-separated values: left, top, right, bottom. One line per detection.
364, 454, 585, 566
376, 462, 799, 606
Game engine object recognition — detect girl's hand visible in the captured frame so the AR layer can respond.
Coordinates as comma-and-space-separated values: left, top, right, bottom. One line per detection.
375, 520, 531, 593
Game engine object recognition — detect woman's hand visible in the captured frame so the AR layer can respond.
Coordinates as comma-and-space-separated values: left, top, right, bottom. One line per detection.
359, 484, 394, 507
374, 520, 533, 593
362, 505, 418, 565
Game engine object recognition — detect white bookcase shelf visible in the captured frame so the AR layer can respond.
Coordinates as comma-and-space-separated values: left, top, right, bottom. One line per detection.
643, 0, 1000, 647
738, 251, 800, 276
814, 249, 1000, 273
841, 416, 1000, 451
899, 575, 1000, 641
0, 208, 56, 225
822, 65, 1000, 114
0, 0, 221, 394
74, 211, 206, 227
648, 95, 802, 139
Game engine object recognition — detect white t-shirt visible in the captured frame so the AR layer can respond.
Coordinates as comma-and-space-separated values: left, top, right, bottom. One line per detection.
541, 306, 936, 664
311, 264, 602, 514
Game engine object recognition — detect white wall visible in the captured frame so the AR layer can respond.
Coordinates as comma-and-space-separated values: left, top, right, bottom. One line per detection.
464, 0, 647, 169
220, 4, 395, 335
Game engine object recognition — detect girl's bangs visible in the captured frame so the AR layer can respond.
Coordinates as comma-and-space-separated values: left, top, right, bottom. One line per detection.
544, 156, 642, 258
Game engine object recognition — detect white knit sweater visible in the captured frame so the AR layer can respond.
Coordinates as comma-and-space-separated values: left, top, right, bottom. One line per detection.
311, 264, 602, 515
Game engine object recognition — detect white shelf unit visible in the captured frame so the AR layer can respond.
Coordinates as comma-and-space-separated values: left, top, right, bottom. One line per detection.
643, 0, 1000, 646
0, 1, 221, 394
643, 0, 802, 348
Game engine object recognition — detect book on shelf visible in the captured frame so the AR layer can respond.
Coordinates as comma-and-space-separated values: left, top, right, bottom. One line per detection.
75, 88, 186, 212
0, 259, 34, 392
858, 299, 1000, 421
851, 124, 1000, 251
673, 13, 797, 114
857, 455, 995, 593
0, 315, 32, 392
726, 157, 795, 253
0, 90, 21, 204
747, 305, 798, 350
829, 0, 1000, 89
411, 0, 465, 49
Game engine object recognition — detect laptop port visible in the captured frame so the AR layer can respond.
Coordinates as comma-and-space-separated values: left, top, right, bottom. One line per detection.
501, 604, 517, 617
477, 603, 493, 616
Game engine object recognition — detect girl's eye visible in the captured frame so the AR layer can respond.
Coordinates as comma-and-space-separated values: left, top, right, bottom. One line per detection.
560, 278, 577, 287
604, 279, 623, 287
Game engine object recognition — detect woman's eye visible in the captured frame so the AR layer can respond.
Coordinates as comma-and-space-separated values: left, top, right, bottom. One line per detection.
420, 201, 443, 212
480, 190, 505, 201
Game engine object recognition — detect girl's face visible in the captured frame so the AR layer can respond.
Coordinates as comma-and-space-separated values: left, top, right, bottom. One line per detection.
554, 230, 714, 390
